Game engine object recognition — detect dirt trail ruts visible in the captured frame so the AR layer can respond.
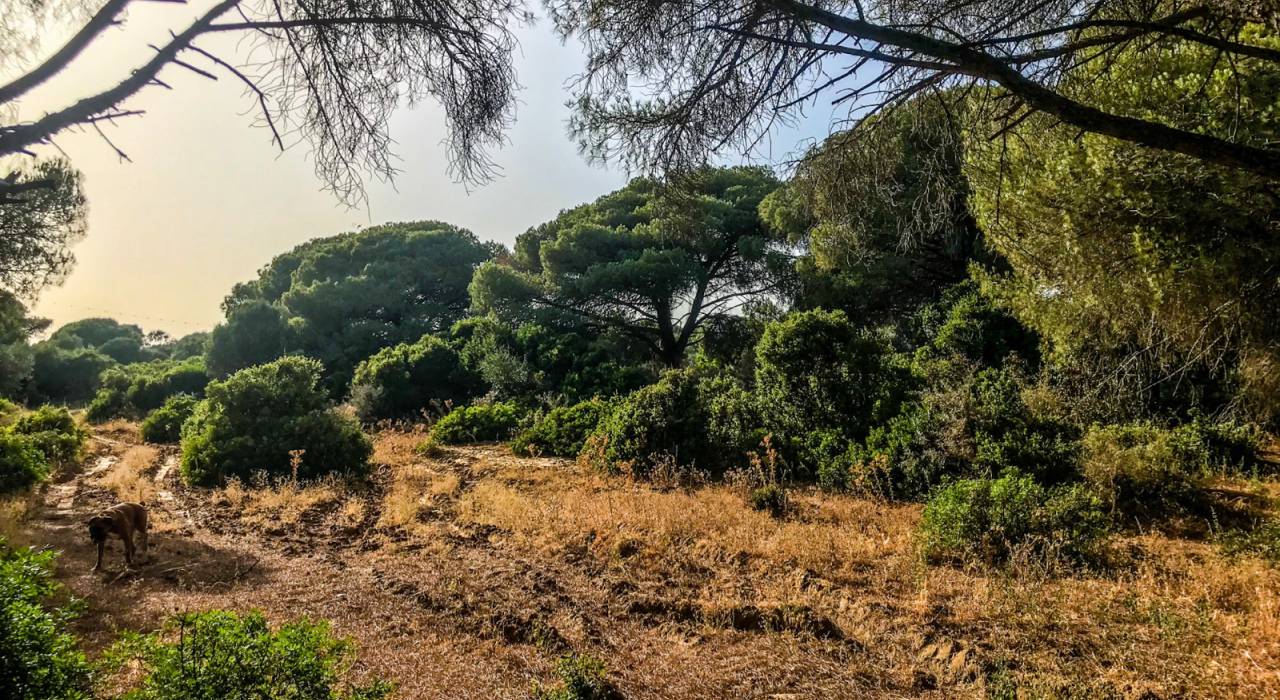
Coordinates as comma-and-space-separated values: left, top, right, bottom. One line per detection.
25, 432, 884, 699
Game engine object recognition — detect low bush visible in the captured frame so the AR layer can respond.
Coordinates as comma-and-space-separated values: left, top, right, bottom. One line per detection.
0, 433, 47, 495
107, 609, 391, 700
747, 484, 788, 517
0, 541, 94, 700
180, 357, 371, 486
1182, 414, 1266, 475
86, 359, 209, 423
512, 399, 613, 457
532, 653, 619, 700
10, 406, 88, 468
1218, 519, 1280, 564
587, 369, 758, 478
1080, 423, 1206, 518
429, 402, 523, 444
0, 398, 19, 425
140, 394, 200, 444
918, 472, 1109, 566
350, 334, 480, 422
755, 310, 906, 475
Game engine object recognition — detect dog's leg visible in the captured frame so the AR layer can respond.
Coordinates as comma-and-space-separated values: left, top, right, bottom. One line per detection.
93, 540, 104, 572
138, 511, 149, 556
123, 533, 134, 568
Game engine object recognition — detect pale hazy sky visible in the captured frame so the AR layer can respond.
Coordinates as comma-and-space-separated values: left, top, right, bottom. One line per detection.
12, 2, 828, 336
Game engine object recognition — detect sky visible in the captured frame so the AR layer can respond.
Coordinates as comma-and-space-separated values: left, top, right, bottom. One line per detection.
11, 2, 829, 337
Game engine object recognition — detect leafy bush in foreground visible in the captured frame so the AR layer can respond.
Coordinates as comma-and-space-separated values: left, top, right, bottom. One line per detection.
512, 399, 613, 457
0, 433, 47, 495
11, 406, 87, 467
180, 357, 371, 486
140, 394, 200, 444
918, 472, 1109, 566
108, 609, 391, 700
429, 402, 523, 444
0, 542, 94, 700
350, 334, 480, 422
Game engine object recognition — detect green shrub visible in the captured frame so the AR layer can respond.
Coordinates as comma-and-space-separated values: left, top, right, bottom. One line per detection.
0, 398, 19, 425
967, 367, 1080, 485
1182, 414, 1267, 474
0, 541, 94, 700
11, 406, 87, 468
108, 609, 391, 700
180, 357, 372, 486
350, 334, 480, 422
846, 402, 956, 499
512, 399, 614, 457
747, 484, 788, 517
1219, 519, 1280, 564
588, 369, 757, 477
0, 433, 47, 494
918, 472, 1109, 565
140, 395, 200, 444
86, 359, 209, 423
429, 402, 523, 444
1081, 423, 1206, 518
532, 653, 619, 700
755, 310, 905, 475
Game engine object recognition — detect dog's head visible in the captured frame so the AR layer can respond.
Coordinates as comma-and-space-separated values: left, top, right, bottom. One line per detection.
86, 515, 112, 543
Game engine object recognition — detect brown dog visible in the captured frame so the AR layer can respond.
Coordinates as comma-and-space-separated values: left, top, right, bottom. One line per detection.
87, 502, 148, 571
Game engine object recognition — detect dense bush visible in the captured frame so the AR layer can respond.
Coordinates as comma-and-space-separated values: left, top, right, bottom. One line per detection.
180, 357, 371, 486
588, 369, 759, 477
918, 472, 1109, 565
29, 344, 115, 404
0, 542, 94, 700
511, 399, 613, 457
1080, 423, 1208, 518
85, 358, 208, 423
1181, 414, 1266, 474
140, 394, 200, 444
108, 609, 391, 700
350, 334, 480, 421
532, 653, 619, 700
10, 406, 87, 468
755, 309, 905, 475
0, 433, 47, 495
429, 402, 523, 444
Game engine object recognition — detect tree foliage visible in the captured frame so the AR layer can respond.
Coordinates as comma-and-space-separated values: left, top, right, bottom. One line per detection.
0, 159, 85, 297
472, 166, 791, 366
548, 0, 1280, 179
965, 25, 1280, 423
212, 222, 494, 391
1, 0, 529, 204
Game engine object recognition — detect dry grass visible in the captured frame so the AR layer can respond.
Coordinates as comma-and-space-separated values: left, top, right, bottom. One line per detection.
22, 426, 1280, 699
218, 476, 344, 529
94, 444, 159, 503
0, 491, 33, 544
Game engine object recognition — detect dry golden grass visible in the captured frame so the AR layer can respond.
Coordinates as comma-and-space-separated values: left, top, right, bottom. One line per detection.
0, 491, 33, 543
219, 476, 344, 529
94, 444, 159, 503
24, 426, 1280, 699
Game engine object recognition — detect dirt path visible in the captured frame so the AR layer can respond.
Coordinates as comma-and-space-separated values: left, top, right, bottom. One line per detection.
25, 432, 880, 699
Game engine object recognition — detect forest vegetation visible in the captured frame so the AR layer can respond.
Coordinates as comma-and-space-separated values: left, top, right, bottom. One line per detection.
2, 0, 1280, 698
